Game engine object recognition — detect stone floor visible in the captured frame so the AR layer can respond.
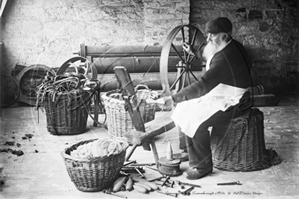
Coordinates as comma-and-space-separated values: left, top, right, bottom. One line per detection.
0, 94, 298, 199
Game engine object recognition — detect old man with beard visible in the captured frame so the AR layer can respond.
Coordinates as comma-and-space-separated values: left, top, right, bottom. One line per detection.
161, 17, 253, 180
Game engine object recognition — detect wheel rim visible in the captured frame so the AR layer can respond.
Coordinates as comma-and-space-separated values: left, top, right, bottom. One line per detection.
160, 24, 206, 95
14, 64, 55, 106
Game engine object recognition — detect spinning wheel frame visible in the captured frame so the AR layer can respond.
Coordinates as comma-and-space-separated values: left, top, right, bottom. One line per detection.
159, 24, 206, 95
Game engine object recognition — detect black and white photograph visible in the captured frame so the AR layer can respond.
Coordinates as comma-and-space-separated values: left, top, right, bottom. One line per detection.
0, 0, 298, 198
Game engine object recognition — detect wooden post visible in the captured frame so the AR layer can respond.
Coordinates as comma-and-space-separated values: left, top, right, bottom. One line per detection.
114, 66, 145, 132
150, 141, 159, 164
114, 66, 146, 161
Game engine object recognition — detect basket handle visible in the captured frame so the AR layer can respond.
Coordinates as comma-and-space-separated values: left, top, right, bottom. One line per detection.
109, 93, 123, 100
57, 56, 98, 80
134, 84, 149, 91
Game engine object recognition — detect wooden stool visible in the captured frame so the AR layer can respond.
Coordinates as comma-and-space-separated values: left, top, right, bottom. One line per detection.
211, 108, 272, 171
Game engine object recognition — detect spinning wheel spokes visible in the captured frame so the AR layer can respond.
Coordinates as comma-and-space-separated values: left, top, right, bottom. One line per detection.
160, 24, 206, 95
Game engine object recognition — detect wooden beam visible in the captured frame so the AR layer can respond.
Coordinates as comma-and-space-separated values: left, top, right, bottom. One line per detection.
252, 94, 280, 107
124, 111, 175, 145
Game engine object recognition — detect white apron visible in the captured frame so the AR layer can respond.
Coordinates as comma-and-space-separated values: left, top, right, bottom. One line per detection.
171, 83, 248, 138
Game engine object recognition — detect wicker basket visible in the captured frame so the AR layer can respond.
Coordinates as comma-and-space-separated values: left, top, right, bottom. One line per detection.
44, 90, 91, 135
211, 108, 272, 171
61, 139, 126, 192
102, 85, 157, 137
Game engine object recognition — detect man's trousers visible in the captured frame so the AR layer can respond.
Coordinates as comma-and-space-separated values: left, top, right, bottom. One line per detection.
179, 105, 252, 169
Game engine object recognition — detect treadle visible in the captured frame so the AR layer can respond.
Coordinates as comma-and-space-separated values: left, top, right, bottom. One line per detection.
123, 111, 174, 146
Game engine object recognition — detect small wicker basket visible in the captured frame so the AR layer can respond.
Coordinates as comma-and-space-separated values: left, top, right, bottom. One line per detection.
44, 90, 91, 135
102, 85, 157, 137
61, 139, 126, 192
211, 108, 272, 171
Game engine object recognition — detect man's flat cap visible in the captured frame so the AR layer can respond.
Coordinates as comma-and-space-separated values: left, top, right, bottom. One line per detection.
205, 17, 232, 34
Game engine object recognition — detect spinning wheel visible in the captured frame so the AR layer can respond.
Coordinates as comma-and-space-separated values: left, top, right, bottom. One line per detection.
118, 25, 206, 162
159, 24, 206, 95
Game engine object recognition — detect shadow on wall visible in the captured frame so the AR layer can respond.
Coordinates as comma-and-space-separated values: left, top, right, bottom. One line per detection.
0, 42, 2, 117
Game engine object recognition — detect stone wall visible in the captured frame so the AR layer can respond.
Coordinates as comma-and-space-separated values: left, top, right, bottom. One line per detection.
1, 0, 298, 96
190, 0, 299, 95
1, 0, 189, 71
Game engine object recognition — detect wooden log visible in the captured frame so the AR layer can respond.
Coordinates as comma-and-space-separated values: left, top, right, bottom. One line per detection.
251, 94, 280, 107
76, 45, 164, 57
77, 44, 187, 58
93, 56, 203, 74
98, 71, 204, 91
75, 44, 204, 74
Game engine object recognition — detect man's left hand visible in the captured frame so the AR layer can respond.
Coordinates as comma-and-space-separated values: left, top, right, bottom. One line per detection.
182, 42, 195, 56
159, 95, 174, 111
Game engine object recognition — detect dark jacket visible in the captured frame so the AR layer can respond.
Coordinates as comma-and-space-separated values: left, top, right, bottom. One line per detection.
172, 39, 253, 103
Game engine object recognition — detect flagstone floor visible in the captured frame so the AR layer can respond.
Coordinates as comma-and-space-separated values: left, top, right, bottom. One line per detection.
0, 94, 298, 199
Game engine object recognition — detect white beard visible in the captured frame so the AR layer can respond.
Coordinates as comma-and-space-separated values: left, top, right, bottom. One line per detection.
202, 41, 219, 62
202, 39, 229, 71
202, 41, 220, 71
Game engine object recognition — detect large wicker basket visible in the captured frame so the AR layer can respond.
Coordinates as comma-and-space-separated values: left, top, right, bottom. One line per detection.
44, 90, 91, 135
40, 56, 97, 135
211, 108, 274, 171
61, 139, 126, 192
211, 108, 271, 171
102, 85, 157, 137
